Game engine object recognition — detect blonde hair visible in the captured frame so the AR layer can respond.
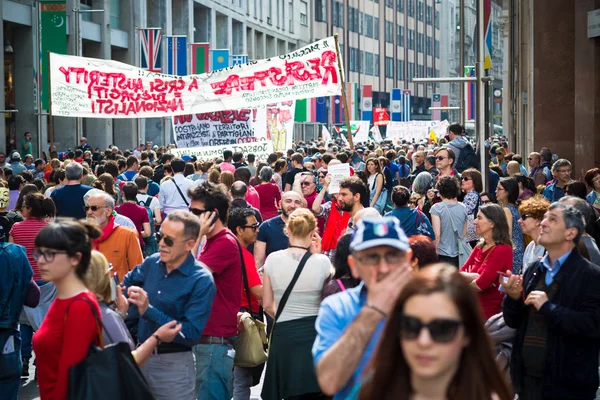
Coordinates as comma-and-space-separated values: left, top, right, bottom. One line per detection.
507, 160, 521, 176
84, 250, 112, 303
286, 208, 317, 238
50, 158, 61, 169
219, 171, 235, 191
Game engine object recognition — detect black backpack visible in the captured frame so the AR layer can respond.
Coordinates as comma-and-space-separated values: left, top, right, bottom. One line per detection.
455, 143, 480, 173
0, 212, 22, 243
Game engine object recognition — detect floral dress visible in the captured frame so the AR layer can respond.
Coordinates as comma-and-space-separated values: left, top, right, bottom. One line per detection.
508, 204, 524, 273
463, 191, 481, 244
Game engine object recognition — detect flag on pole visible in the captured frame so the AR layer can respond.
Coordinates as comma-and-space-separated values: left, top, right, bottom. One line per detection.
322, 125, 331, 143
166, 36, 187, 76
464, 66, 476, 121
440, 95, 449, 121
211, 49, 230, 70
484, 0, 493, 70
39, 1, 67, 111
312, 97, 328, 123
331, 95, 343, 124
191, 43, 209, 74
361, 85, 373, 122
294, 99, 309, 122
371, 126, 383, 143
344, 83, 359, 120
391, 88, 402, 121
231, 55, 249, 66
432, 93, 441, 120
140, 28, 162, 73
402, 90, 412, 121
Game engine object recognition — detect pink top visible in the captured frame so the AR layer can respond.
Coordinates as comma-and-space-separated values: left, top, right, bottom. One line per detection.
254, 183, 282, 220
246, 185, 261, 211
220, 162, 236, 174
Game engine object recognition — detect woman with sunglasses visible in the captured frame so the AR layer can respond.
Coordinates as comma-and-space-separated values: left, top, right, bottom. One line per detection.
364, 158, 387, 215
518, 197, 549, 273
460, 168, 483, 248
460, 204, 513, 320
496, 178, 525, 273
262, 208, 332, 400
32, 219, 103, 400
359, 264, 513, 400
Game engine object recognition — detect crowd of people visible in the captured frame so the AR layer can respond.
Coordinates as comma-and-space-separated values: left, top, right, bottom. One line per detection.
2, 123, 600, 400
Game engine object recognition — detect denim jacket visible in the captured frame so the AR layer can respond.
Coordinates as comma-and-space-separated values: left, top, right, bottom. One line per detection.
0, 243, 33, 329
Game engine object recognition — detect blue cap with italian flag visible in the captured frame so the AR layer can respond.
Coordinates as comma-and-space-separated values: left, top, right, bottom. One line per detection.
350, 216, 410, 252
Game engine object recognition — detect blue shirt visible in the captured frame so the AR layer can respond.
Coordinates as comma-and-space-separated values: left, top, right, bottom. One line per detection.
256, 215, 289, 257
118, 170, 138, 182
123, 253, 216, 347
385, 206, 435, 240
540, 250, 572, 285
312, 282, 386, 399
147, 180, 160, 197
50, 183, 93, 219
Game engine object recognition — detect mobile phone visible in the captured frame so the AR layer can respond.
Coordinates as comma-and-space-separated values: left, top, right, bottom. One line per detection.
113, 272, 120, 286
211, 212, 220, 226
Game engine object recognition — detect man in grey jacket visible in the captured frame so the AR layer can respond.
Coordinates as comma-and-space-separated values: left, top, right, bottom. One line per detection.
445, 123, 470, 161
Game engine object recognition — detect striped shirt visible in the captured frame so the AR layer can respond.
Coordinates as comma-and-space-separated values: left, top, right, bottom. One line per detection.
10, 218, 48, 280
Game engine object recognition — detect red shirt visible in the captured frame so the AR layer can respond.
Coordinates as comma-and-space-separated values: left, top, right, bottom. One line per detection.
33, 292, 101, 400
10, 218, 48, 280
198, 229, 242, 337
305, 191, 325, 234
240, 247, 262, 314
246, 185, 261, 211
460, 244, 513, 320
115, 202, 149, 247
254, 183, 282, 220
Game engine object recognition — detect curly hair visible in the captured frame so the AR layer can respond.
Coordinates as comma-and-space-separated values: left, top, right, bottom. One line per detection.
517, 196, 550, 221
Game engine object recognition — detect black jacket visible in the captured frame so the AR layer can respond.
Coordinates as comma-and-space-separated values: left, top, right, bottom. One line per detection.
502, 249, 600, 399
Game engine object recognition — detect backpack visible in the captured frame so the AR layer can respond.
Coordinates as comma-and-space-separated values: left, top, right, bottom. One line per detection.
0, 212, 22, 243
136, 196, 158, 257
455, 143, 480, 173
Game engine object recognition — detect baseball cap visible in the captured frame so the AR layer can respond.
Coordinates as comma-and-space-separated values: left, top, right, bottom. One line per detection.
311, 153, 322, 161
350, 217, 410, 252
10, 151, 21, 161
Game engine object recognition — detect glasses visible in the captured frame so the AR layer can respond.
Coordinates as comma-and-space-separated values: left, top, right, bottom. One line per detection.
481, 199, 491, 204
461, 177, 472, 181
189, 207, 212, 216
398, 314, 463, 343
527, 157, 534, 161
558, 169, 572, 174
436, 156, 447, 161
301, 181, 314, 187
242, 223, 260, 231
356, 251, 404, 266
521, 214, 534, 221
33, 248, 68, 262
156, 232, 192, 247
83, 205, 108, 212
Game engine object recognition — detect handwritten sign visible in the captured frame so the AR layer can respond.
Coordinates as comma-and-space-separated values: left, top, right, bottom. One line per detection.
170, 140, 274, 162
49, 37, 342, 118
386, 120, 449, 142
327, 163, 351, 194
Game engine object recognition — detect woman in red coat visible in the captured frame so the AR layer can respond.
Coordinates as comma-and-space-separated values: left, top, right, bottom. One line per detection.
32, 220, 103, 400
460, 203, 513, 320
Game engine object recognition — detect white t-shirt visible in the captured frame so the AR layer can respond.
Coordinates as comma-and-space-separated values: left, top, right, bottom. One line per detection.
264, 250, 332, 323
136, 193, 160, 215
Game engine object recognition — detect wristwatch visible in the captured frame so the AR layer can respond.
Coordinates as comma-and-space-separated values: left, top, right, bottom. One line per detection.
153, 333, 162, 346
116, 310, 128, 320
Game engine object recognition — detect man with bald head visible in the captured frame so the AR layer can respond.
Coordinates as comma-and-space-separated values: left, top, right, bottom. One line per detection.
230, 181, 262, 224
528, 152, 551, 186
412, 151, 426, 175
254, 190, 306, 268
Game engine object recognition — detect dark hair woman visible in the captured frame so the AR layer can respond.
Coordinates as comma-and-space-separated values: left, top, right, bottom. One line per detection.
496, 178, 524, 273
273, 159, 288, 191
359, 264, 513, 400
514, 174, 536, 201
565, 181, 588, 201
32, 219, 103, 400
14, 184, 40, 216
409, 235, 439, 269
322, 233, 361, 299
460, 168, 483, 247
584, 167, 600, 211
459, 204, 513, 319
365, 158, 386, 214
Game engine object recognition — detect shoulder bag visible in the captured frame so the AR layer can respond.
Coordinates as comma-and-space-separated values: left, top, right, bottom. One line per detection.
232, 237, 268, 368
370, 173, 388, 214
67, 297, 155, 400
274, 251, 313, 324
172, 178, 189, 206
441, 202, 472, 268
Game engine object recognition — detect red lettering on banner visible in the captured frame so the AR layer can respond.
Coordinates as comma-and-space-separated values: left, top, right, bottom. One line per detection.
193, 109, 252, 124
320, 50, 338, 85
268, 67, 286, 87
188, 78, 199, 91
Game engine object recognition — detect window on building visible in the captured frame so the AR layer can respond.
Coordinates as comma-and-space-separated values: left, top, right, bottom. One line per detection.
427, 66, 432, 77
337, 2, 344, 28
417, 1, 423, 21
350, 48, 358, 72
374, 17, 379, 40
397, 0, 404, 13
359, 11, 364, 34
348, 7, 355, 31
366, 14, 373, 38
374, 0, 379, 3
397, 25, 404, 47
289, 1, 294, 31
397, 59, 405, 80
360, 50, 365, 73
408, 29, 415, 50
315, 0, 326, 22
385, 57, 394, 78
254, 0, 258, 17
366, 52, 374, 75
300, 0, 308, 25
426, 5, 432, 24
435, 68, 440, 77
434, 10, 439, 28
110, 0, 120, 29
435, 39, 440, 58
268, 0, 273, 23
408, 0, 414, 17
386, 0, 393, 8
374, 54, 379, 76
417, 32, 424, 53
385, 21, 393, 43
408, 62, 414, 80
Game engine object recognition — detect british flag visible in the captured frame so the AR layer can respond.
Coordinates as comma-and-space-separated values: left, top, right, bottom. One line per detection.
140, 28, 162, 73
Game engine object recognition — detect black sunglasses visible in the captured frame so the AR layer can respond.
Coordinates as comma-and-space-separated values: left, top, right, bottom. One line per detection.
242, 223, 260, 231
521, 214, 533, 221
399, 314, 463, 343
156, 232, 193, 247
83, 205, 107, 212
461, 177, 472, 181
188, 207, 209, 216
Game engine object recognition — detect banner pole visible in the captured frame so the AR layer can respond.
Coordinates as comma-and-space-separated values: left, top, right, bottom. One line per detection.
333, 34, 354, 150
47, 51, 54, 145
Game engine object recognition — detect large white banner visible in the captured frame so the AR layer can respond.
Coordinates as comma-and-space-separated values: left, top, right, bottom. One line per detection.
49, 37, 342, 119
386, 120, 449, 142
172, 101, 295, 151
170, 140, 274, 162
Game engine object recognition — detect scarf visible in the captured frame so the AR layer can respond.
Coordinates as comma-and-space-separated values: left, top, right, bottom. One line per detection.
322, 203, 351, 252
93, 215, 119, 250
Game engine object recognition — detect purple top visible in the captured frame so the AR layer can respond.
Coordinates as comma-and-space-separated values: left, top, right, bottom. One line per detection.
8, 190, 19, 212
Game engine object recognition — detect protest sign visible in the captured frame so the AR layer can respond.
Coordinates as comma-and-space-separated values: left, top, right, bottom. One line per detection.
170, 140, 274, 162
386, 120, 449, 142
327, 163, 351, 194
172, 101, 294, 151
335, 121, 370, 143
49, 37, 342, 118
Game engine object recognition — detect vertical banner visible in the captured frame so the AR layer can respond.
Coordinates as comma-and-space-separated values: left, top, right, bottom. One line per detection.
266, 101, 296, 151
39, 1, 67, 110
345, 83, 358, 120
402, 90, 412, 122
390, 88, 402, 121
232, 55, 249, 66
294, 98, 309, 122
167, 36, 188, 76
431, 93, 441, 120
331, 95, 343, 124
484, 0, 493, 70
211, 49, 230, 70
191, 43, 210, 74
140, 28, 163, 73
313, 97, 328, 123
361, 85, 373, 122
464, 66, 475, 121
440, 95, 449, 121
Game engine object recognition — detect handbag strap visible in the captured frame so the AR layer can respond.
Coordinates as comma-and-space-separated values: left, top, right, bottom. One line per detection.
441, 202, 460, 237
336, 279, 347, 292
172, 178, 190, 206
64, 296, 110, 348
274, 251, 312, 323
229, 232, 254, 316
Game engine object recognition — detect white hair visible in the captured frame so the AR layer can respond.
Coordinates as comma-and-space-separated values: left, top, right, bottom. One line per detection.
85, 189, 115, 209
